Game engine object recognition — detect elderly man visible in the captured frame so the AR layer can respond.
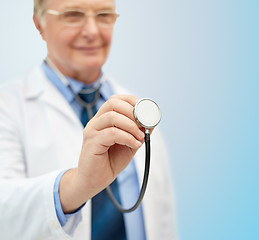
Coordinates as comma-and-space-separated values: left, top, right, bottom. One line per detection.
0, 0, 176, 239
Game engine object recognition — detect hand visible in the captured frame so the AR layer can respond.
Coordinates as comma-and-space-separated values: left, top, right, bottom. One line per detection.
59, 95, 145, 213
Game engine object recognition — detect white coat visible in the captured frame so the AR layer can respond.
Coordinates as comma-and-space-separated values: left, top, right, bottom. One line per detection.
0, 66, 177, 240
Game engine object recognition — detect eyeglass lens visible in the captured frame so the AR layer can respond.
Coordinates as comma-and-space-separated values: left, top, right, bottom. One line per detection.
61, 10, 118, 27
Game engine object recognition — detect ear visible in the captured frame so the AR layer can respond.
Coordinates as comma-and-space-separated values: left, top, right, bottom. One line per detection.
33, 14, 46, 40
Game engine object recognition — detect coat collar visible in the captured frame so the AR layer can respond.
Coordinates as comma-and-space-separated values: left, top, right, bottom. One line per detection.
23, 66, 45, 100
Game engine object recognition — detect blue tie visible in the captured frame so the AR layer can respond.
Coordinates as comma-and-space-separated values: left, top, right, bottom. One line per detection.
78, 90, 98, 125
78, 90, 127, 240
91, 180, 127, 240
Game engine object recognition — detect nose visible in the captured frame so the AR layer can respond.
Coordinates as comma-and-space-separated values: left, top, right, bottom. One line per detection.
81, 16, 99, 39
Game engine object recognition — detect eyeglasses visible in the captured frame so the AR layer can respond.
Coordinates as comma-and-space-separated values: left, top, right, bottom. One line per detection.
46, 9, 120, 28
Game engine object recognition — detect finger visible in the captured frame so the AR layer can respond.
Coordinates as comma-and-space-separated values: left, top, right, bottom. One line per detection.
94, 96, 137, 122
93, 128, 143, 154
94, 111, 145, 141
109, 95, 139, 107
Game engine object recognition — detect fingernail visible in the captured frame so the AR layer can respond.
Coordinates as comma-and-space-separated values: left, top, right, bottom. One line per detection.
135, 140, 142, 148
138, 130, 144, 139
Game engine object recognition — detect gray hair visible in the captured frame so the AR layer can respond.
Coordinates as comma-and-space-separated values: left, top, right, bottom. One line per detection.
33, 0, 47, 19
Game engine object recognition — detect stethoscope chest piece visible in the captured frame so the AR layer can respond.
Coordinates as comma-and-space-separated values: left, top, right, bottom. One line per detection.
134, 98, 161, 129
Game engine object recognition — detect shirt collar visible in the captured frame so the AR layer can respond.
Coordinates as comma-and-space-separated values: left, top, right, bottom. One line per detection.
41, 61, 112, 103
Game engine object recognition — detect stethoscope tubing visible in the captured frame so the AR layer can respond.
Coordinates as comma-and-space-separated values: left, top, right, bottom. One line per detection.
45, 57, 103, 119
106, 131, 151, 213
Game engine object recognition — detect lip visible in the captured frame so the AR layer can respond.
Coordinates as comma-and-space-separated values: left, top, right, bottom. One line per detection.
74, 46, 101, 54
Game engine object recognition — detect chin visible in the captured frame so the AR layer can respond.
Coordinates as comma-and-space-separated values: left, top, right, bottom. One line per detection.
73, 61, 104, 71
76, 57, 106, 69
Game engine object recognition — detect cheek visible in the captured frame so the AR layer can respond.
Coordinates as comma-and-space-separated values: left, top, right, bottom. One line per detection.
58, 30, 79, 49
101, 29, 113, 48
46, 27, 77, 52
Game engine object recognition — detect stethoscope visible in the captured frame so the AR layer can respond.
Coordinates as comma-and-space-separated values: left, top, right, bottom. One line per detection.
45, 58, 162, 213
106, 98, 161, 213
45, 57, 105, 119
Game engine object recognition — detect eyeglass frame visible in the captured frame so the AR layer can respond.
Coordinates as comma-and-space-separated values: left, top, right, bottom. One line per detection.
46, 8, 120, 28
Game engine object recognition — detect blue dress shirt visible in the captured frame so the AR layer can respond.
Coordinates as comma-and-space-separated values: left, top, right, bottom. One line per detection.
41, 62, 146, 240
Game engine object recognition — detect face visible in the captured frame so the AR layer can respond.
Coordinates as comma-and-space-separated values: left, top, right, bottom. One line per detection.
37, 0, 115, 82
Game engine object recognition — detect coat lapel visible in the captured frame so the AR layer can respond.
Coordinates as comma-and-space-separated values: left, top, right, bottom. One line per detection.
24, 66, 83, 128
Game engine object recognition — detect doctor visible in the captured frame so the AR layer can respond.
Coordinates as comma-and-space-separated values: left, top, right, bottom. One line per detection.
0, 0, 177, 239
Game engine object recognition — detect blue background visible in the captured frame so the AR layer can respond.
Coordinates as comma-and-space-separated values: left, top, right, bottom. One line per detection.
0, 0, 258, 239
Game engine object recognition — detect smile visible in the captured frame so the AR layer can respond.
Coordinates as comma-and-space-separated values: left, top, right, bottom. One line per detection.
74, 46, 101, 54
